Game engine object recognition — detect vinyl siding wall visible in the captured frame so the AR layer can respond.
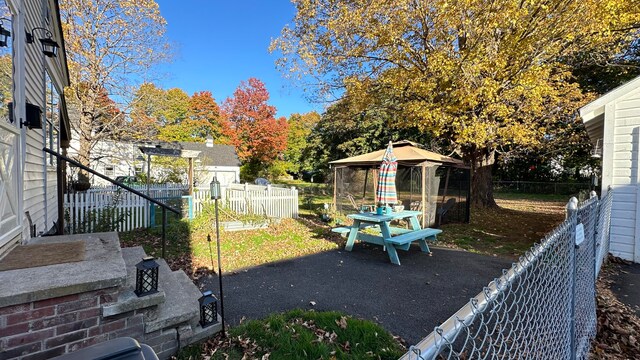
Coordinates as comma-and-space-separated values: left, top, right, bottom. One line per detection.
21, 0, 66, 236
608, 87, 640, 262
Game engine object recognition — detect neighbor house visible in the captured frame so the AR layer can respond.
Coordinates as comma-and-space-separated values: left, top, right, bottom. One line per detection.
580, 75, 640, 263
66, 136, 241, 187
0, 1, 220, 358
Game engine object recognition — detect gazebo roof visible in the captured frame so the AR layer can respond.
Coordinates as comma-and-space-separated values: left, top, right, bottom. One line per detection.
329, 140, 466, 167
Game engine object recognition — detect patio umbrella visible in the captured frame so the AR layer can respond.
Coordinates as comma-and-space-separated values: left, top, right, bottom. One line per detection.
375, 141, 398, 206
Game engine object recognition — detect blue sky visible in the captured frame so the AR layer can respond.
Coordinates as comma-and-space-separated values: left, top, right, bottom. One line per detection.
155, 0, 320, 119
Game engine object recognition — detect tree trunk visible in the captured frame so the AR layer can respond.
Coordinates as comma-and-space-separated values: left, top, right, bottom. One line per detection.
469, 149, 497, 208
78, 113, 92, 168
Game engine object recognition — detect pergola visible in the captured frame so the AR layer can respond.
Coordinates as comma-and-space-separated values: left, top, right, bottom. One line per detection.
138, 146, 201, 195
329, 140, 470, 227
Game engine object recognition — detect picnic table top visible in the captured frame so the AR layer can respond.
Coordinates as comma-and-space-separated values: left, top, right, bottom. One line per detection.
347, 210, 422, 223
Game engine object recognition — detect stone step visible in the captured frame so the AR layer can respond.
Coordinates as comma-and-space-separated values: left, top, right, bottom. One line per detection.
102, 247, 165, 318
144, 259, 199, 334
172, 271, 223, 345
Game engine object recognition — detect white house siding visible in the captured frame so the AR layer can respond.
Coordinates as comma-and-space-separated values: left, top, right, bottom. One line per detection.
608, 87, 640, 261
21, 0, 66, 236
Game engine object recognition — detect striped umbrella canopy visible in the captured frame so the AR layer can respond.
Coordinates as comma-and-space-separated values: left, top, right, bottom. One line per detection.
376, 142, 398, 205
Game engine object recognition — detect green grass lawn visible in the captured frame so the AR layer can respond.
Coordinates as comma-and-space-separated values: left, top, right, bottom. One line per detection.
119, 205, 343, 278
175, 309, 405, 360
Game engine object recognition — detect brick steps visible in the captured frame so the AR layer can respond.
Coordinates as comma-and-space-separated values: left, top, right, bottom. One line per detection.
0, 235, 221, 360
116, 247, 221, 357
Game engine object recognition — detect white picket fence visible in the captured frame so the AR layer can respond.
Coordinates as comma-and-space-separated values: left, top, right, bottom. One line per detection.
64, 183, 299, 233
64, 190, 151, 234
193, 184, 299, 219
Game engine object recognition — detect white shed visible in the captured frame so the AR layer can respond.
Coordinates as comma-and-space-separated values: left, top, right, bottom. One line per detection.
580, 75, 640, 263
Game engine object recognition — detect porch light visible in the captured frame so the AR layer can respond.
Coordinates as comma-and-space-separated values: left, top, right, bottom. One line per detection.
198, 290, 218, 327
134, 256, 159, 297
0, 19, 11, 47
210, 177, 221, 200
26, 27, 59, 57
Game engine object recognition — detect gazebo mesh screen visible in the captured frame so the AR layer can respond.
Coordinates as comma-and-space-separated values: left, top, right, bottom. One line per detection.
334, 165, 469, 227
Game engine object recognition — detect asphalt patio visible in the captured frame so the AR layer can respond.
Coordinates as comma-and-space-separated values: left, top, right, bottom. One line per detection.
198, 243, 511, 345
610, 261, 640, 316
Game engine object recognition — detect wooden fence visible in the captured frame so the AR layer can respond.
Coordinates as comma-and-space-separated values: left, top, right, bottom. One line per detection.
64, 183, 299, 233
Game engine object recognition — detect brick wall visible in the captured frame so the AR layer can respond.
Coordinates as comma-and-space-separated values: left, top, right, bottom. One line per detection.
0, 288, 178, 360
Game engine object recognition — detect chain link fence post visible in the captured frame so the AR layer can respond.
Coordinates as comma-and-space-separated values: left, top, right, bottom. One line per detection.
566, 197, 579, 360
591, 191, 600, 281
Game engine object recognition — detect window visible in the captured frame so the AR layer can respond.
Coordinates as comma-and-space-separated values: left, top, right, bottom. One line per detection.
45, 72, 60, 165
105, 166, 114, 176
0, 1, 13, 125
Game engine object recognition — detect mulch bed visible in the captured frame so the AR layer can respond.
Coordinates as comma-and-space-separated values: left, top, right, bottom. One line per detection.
591, 256, 640, 359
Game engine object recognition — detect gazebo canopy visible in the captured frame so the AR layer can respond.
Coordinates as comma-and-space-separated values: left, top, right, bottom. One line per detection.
329, 140, 466, 168
330, 140, 470, 227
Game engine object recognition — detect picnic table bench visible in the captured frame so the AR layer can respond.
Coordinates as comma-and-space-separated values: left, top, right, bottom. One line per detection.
333, 210, 442, 265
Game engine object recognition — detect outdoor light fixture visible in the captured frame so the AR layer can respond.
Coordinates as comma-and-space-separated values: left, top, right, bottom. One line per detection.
0, 19, 11, 47
26, 27, 59, 57
198, 290, 219, 327
209, 177, 221, 200
134, 256, 159, 297
20, 103, 43, 129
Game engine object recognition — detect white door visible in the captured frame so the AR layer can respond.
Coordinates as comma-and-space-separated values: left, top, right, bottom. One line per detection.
0, 121, 21, 248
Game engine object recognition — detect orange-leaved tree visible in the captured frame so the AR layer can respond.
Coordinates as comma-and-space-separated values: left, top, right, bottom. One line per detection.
222, 78, 288, 177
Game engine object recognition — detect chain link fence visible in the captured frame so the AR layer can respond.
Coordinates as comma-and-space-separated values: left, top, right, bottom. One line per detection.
494, 180, 593, 196
402, 189, 614, 360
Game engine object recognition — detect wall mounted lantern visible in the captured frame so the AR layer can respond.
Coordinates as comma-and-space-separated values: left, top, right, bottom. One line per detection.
198, 290, 218, 327
26, 27, 59, 57
0, 19, 11, 47
18, 103, 43, 129
135, 256, 159, 297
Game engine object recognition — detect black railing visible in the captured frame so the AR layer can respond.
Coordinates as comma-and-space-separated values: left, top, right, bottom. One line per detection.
44, 148, 180, 258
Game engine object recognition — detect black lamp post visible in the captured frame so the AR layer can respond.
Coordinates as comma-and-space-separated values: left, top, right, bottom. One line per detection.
198, 290, 218, 327
134, 256, 159, 297
209, 177, 225, 336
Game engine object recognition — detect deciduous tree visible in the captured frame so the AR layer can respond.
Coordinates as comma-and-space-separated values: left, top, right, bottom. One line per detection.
60, 0, 170, 167
272, 0, 640, 206
284, 111, 320, 174
222, 78, 289, 176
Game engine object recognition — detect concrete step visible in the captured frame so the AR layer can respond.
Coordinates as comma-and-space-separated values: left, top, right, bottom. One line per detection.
172, 271, 222, 345
144, 259, 199, 334
102, 247, 165, 318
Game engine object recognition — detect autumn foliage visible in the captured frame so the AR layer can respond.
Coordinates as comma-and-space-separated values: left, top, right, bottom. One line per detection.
272, 0, 640, 206
222, 78, 289, 166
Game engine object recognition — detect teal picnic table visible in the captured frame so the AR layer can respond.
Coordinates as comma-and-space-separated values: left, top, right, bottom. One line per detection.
340, 210, 442, 265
